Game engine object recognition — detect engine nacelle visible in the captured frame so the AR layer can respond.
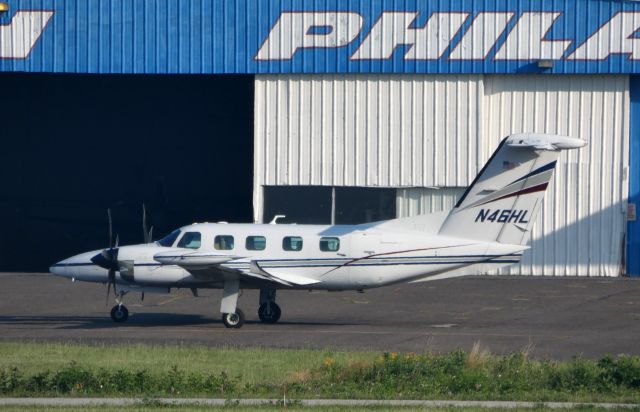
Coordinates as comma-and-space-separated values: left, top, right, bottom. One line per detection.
124, 264, 193, 285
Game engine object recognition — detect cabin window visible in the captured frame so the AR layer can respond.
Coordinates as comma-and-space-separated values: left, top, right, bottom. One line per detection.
246, 236, 266, 251
319, 237, 340, 252
214, 235, 234, 250
282, 236, 303, 251
156, 230, 181, 247
177, 232, 201, 249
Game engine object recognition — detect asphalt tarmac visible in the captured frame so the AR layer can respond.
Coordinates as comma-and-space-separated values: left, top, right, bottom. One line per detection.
1, 272, 639, 359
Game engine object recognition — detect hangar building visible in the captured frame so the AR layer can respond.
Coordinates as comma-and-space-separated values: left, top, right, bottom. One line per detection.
0, 0, 638, 277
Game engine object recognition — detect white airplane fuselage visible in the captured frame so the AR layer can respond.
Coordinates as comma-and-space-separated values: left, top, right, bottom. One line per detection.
51, 222, 525, 291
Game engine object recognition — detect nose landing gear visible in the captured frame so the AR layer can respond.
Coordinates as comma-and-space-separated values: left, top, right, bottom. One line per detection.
110, 304, 129, 322
110, 291, 129, 323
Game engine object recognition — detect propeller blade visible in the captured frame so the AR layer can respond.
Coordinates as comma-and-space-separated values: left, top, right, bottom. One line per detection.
142, 204, 154, 243
111, 271, 118, 296
143, 204, 150, 243
105, 267, 118, 306
107, 209, 113, 248
99, 209, 120, 306
105, 269, 113, 306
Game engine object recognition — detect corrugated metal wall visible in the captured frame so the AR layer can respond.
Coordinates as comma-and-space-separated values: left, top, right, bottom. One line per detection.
253, 74, 483, 221
5, 0, 640, 74
396, 187, 464, 218
483, 75, 629, 276
254, 74, 629, 276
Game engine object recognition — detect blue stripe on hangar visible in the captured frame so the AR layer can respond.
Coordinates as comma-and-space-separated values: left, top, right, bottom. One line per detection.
628, 76, 640, 277
5, 0, 640, 74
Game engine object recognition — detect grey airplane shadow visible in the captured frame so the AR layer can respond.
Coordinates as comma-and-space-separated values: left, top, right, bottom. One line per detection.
0, 314, 357, 329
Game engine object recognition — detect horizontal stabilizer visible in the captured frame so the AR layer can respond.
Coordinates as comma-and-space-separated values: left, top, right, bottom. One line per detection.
505, 133, 586, 151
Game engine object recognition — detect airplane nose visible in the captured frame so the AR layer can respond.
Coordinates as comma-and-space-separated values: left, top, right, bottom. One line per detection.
50, 249, 111, 282
50, 260, 71, 278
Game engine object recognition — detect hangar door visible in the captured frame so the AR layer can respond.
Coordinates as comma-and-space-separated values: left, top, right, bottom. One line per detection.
0, 74, 254, 272
482, 76, 628, 276
397, 76, 629, 276
254, 74, 629, 276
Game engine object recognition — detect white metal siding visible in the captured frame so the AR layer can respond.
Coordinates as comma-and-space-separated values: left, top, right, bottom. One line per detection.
483, 75, 629, 276
396, 187, 465, 217
254, 74, 629, 276
254, 74, 483, 221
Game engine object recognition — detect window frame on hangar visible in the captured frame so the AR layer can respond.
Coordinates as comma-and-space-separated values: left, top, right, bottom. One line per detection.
1, 0, 639, 277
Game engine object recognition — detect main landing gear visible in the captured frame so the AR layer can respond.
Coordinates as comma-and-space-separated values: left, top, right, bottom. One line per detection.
220, 284, 282, 329
221, 280, 244, 328
222, 309, 245, 328
110, 291, 129, 323
258, 289, 281, 323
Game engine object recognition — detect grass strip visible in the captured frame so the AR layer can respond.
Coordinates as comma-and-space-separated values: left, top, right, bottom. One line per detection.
0, 406, 636, 412
0, 342, 375, 385
0, 342, 639, 403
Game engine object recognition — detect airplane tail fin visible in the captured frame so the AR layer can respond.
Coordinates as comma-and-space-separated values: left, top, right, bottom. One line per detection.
438, 133, 586, 245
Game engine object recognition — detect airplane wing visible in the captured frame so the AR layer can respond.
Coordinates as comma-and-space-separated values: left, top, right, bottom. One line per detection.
153, 250, 319, 286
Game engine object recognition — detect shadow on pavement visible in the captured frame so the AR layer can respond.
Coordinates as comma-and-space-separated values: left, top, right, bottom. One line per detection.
0, 314, 358, 329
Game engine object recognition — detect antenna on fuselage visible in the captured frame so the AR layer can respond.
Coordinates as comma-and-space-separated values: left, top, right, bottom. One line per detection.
269, 215, 286, 224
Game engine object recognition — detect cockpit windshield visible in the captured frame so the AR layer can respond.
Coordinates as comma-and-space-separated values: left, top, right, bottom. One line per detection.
177, 232, 201, 249
156, 230, 181, 247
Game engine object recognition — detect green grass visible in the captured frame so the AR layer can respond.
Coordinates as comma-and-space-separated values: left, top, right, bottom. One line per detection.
0, 342, 639, 403
0, 343, 376, 385
0, 407, 636, 412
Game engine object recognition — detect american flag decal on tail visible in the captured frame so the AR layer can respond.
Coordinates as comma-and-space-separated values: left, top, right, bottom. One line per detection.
503, 160, 518, 170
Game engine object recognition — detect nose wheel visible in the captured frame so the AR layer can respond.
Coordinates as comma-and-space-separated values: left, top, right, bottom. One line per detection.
110, 304, 129, 322
110, 291, 129, 323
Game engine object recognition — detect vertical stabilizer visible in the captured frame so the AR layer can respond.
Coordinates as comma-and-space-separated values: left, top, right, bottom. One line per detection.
438, 133, 586, 245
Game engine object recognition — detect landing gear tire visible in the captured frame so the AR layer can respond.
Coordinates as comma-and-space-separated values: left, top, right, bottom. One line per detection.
110, 305, 129, 323
222, 308, 245, 328
258, 302, 281, 323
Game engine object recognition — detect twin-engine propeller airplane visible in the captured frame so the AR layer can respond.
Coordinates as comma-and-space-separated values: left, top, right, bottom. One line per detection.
51, 134, 586, 328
